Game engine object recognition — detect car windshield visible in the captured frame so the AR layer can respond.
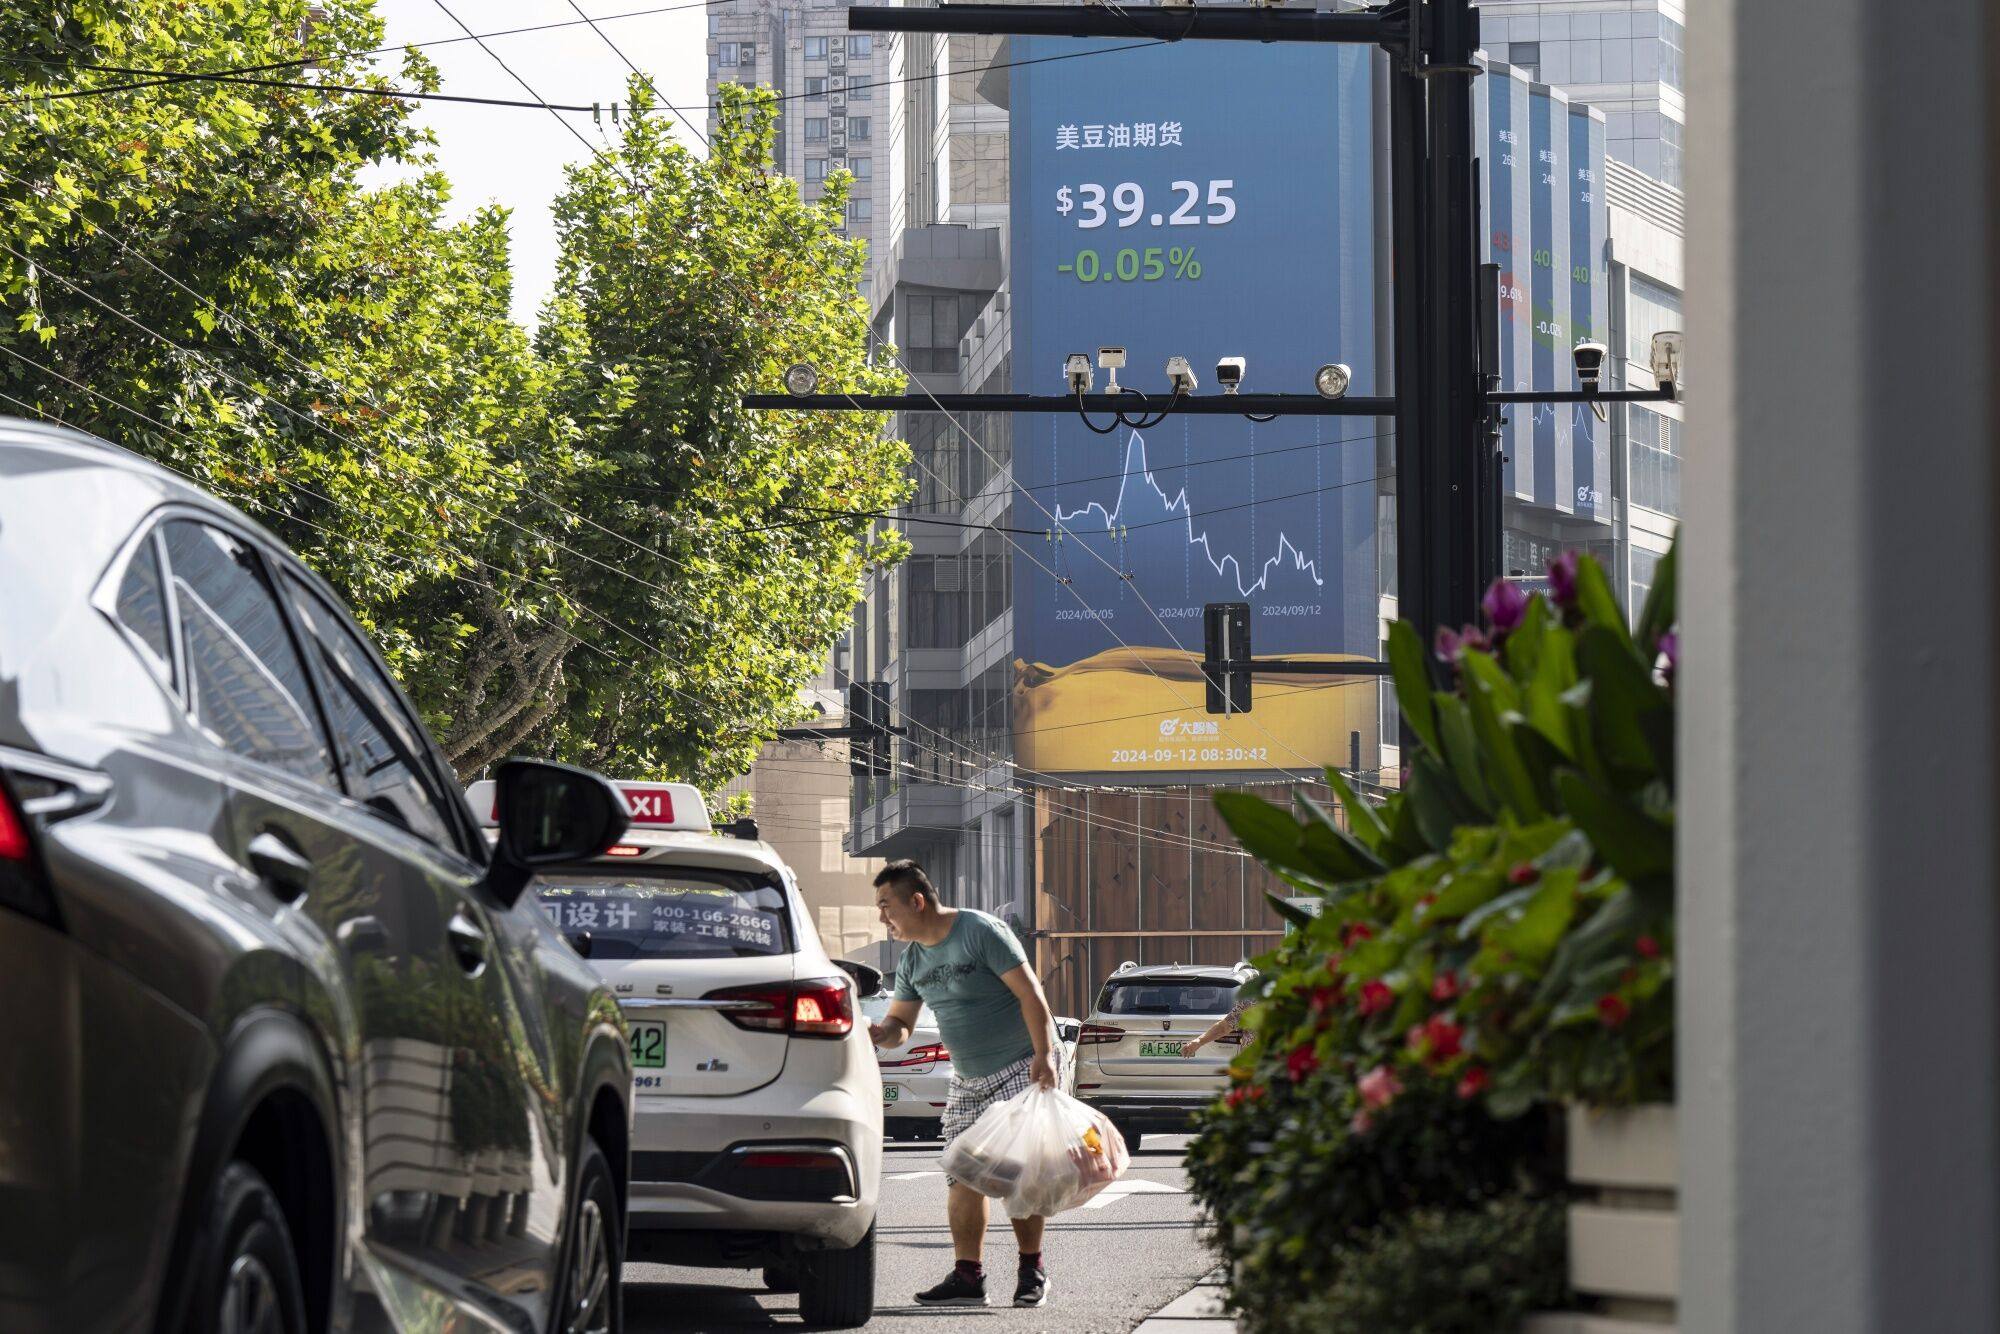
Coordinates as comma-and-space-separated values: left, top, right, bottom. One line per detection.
858, 995, 939, 1029
1098, 978, 1241, 1016
535, 867, 791, 959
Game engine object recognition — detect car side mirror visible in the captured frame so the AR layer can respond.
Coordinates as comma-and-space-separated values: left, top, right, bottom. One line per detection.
485, 758, 630, 906
569, 931, 594, 959
833, 958, 885, 998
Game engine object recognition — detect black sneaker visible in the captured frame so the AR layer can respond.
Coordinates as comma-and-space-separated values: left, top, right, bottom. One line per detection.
1014, 1264, 1049, 1307
915, 1268, 988, 1306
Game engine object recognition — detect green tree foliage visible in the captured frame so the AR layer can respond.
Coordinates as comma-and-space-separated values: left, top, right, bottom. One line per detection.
0, 4, 904, 789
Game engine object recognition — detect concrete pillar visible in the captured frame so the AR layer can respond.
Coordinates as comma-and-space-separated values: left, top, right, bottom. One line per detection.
1681, 2, 2000, 1331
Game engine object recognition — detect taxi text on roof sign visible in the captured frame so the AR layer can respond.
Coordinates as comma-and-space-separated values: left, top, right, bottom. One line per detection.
464, 778, 712, 833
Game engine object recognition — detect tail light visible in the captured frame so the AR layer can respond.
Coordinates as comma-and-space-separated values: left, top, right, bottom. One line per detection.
0, 748, 110, 929
880, 1042, 950, 1068
707, 978, 854, 1039
1078, 1022, 1125, 1046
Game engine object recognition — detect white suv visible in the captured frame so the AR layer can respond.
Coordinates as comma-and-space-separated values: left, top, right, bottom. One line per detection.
1074, 962, 1251, 1150
470, 779, 882, 1328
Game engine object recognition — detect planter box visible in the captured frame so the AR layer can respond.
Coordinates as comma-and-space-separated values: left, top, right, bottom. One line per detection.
1526, 1104, 1678, 1333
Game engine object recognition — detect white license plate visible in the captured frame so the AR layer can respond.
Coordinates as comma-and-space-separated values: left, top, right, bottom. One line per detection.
883, 1085, 901, 1102
1139, 1041, 1183, 1057
629, 1021, 666, 1070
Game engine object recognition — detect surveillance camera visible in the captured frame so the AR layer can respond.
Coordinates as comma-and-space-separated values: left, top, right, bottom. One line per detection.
1314, 362, 1351, 400
1098, 346, 1127, 391
1215, 356, 1247, 394
1650, 330, 1684, 391
1063, 352, 1093, 395
1571, 340, 1608, 391
1164, 355, 1198, 395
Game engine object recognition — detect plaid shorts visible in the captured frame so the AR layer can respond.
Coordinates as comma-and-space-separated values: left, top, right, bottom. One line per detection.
941, 1053, 1047, 1184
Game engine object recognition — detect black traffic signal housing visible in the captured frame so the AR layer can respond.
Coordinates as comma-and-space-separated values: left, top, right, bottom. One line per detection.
1202, 602, 1252, 715
845, 681, 893, 776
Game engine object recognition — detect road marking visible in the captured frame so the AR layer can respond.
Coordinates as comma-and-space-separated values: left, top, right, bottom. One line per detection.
1081, 1178, 1188, 1210
888, 1171, 941, 1180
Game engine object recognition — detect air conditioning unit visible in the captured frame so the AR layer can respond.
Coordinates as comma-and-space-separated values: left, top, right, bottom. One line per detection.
934, 558, 965, 592
831, 97, 846, 113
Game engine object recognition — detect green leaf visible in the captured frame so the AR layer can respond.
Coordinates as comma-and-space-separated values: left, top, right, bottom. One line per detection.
1265, 892, 1318, 930
1434, 694, 1495, 815
1555, 770, 1673, 883
1406, 754, 1475, 851
1507, 718, 1567, 814
1535, 884, 1642, 1003
1298, 794, 1389, 880
1490, 867, 1580, 963
1386, 619, 1442, 756
1462, 668, 1547, 822
1572, 552, 1635, 647
1214, 792, 1306, 866
1574, 627, 1670, 781
1502, 593, 1549, 678
1459, 884, 1538, 938
1635, 537, 1678, 651
1428, 864, 1506, 920
1323, 765, 1391, 854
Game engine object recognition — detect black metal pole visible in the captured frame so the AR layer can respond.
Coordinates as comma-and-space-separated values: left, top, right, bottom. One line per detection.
1389, 52, 1430, 662
847, 4, 1406, 48
741, 392, 1398, 415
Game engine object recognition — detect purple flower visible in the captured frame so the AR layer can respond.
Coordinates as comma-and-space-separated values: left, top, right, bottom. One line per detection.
1658, 629, 1678, 682
1482, 578, 1531, 634
1457, 624, 1492, 656
1433, 625, 1462, 664
1547, 551, 1582, 609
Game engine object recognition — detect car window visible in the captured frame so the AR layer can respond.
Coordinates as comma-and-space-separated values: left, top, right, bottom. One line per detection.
162, 520, 336, 785
535, 867, 793, 959
859, 995, 938, 1028
114, 530, 174, 685
282, 576, 461, 851
1097, 978, 1242, 1016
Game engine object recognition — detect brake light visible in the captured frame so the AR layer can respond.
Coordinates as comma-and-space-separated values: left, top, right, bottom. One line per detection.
880, 1042, 950, 1068
0, 751, 108, 929
604, 845, 644, 858
0, 782, 28, 864
707, 979, 854, 1039
1078, 1022, 1125, 1046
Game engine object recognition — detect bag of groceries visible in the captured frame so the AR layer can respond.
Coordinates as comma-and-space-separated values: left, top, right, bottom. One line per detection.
941, 1084, 1130, 1218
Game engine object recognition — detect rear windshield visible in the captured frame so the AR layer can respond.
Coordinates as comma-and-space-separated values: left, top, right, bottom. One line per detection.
535, 867, 792, 958
859, 995, 938, 1028
1098, 978, 1241, 1016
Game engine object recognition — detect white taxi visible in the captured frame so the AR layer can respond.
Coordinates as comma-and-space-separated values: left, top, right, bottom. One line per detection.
469, 779, 882, 1329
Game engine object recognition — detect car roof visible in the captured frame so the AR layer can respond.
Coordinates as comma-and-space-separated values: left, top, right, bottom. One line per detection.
1105, 963, 1249, 981
538, 825, 796, 878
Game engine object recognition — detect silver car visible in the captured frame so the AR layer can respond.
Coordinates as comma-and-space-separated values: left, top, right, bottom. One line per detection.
0, 419, 638, 1334
1074, 962, 1252, 1150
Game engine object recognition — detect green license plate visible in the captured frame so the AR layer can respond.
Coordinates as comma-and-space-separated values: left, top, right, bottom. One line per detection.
883, 1085, 900, 1102
1139, 1041, 1183, 1057
629, 1022, 665, 1070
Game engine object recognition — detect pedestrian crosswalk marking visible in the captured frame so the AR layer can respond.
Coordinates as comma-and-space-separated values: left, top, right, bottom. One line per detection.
888, 1170, 941, 1180
1081, 1178, 1187, 1210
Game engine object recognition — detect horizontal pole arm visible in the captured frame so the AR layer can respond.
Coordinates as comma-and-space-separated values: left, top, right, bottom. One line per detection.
1486, 386, 1680, 404
773, 725, 908, 740
742, 392, 1397, 416
1205, 659, 1396, 676
847, 4, 1404, 48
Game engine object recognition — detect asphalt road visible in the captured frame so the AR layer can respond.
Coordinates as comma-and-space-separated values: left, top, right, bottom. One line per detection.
625, 1134, 1214, 1332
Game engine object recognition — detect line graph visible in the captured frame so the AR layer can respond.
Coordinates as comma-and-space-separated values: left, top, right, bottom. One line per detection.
1053, 430, 1326, 599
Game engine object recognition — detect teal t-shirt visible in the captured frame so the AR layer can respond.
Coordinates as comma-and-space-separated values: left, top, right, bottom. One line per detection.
893, 909, 1034, 1078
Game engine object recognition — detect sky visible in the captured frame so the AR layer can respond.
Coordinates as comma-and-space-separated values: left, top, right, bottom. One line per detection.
365, 0, 712, 327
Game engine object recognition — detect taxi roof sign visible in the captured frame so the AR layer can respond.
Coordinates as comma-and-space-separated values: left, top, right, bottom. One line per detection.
466, 778, 712, 833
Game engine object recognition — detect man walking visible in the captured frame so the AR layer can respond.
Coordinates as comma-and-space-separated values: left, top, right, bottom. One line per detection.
868, 860, 1060, 1308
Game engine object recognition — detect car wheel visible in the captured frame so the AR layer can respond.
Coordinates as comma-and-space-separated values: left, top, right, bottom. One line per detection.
762, 1262, 801, 1293
553, 1137, 622, 1334
197, 1162, 307, 1334
795, 1222, 876, 1329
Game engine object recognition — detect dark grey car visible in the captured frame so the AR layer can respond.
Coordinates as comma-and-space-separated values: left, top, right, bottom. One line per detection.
0, 418, 637, 1334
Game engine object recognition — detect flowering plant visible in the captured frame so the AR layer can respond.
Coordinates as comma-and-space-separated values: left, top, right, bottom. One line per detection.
1212, 541, 1678, 1118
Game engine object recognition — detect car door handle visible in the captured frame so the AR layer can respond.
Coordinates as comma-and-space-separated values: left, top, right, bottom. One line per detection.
247, 830, 313, 904
448, 910, 489, 977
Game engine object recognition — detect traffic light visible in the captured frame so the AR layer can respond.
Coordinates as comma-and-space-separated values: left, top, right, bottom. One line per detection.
1202, 602, 1252, 715
845, 681, 893, 776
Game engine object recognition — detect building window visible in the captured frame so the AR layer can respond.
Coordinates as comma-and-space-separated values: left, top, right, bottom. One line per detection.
847, 116, 871, 141
1627, 273, 1684, 366
905, 557, 967, 650
1659, 16, 1685, 90
805, 117, 829, 142
717, 41, 739, 67
847, 197, 873, 227
847, 34, 872, 57
968, 530, 1013, 635
805, 36, 828, 59
1627, 405, 1682, 518
850, 155, 872, 180
906, 293, 961, 374
805, 75, 827, 99
1629, 547, 1662, 627
805, 157, 830, 183
846, 76, 871, 102
1509, 41, 1540, 80
1658, 115, 1684, 190
906, 414, 962, 512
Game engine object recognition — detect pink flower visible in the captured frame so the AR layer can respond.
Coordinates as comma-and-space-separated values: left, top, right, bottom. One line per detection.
1597, 994, 1631, 1029
1508, 862, 1539, 887
1349, 1110, 1375, 1135
1548, 551, 1582, 609
1483, 577, 1531, 634
1423, 1014, 1465, 1061
1456, 1066, 1491, 1100
1308, 984, 1345, 1014
1430, 970, 1460, 1001
1342, 922, 1375, 946
1286, 1044, 1320, 1083
1356, 980, 1395, 1017
1635, 935, 1662, 960
1358, 1064, 1404, 1110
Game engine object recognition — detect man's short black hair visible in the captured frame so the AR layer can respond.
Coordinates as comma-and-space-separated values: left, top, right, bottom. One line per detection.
874, 859, 936, 904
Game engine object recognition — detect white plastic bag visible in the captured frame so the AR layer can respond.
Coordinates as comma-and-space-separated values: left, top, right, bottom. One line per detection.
941, 1084, 1130, 1218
